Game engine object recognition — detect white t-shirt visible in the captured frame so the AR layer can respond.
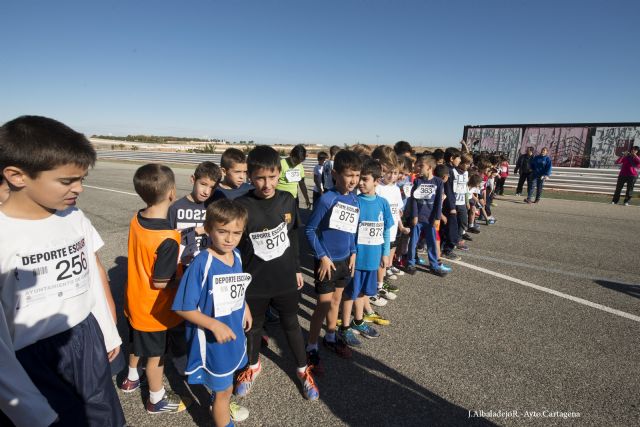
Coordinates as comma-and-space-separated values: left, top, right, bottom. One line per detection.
452, 169, 469, 206
322, 159, 334, 190
375, 183, 403, 242
313, 164, 323, 193
0, 208, 121, 425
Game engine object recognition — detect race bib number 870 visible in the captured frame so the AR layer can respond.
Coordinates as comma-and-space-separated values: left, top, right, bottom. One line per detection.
249, 222, 290, 261
212, 273, 252, 317
329, 202, 360, 233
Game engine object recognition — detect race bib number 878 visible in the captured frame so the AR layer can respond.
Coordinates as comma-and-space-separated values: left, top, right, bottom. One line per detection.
357, 221, 384, 245
212, 273, 252, 317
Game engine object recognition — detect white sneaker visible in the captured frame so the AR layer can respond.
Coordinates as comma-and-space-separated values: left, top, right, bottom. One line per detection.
369, 295, 388, 307
390, 266, 404, 276
624, 202, 629, 206
230, 402, 249, 422
378, 289, 397, 301
385, 270, 398, 280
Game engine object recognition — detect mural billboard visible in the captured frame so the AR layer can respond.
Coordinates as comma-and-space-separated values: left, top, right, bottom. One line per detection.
466, 127, 522, 163
589, 127, 640, 168
520, 127, 589, 167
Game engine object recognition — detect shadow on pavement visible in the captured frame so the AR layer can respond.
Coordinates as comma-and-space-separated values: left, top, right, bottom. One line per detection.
594, 279, 640, 299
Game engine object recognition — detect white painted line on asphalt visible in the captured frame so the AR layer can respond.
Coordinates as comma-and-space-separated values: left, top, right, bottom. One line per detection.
449, 259, 640, 323
84, 185, 137, 196
460, 253, 639, 287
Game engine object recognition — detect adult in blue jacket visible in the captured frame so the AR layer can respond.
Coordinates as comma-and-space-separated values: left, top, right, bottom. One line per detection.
525, 147, 552, 204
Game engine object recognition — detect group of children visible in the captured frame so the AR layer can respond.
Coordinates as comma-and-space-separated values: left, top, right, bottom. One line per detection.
0, 116, 502, 427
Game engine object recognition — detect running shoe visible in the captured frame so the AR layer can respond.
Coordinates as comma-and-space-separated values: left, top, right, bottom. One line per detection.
389, 266, 405, 276
382, 280, 399, 293
624, 202, 630, 206
119, 377, 141, 393
431, 263, 452, 276
146, 390, 187, 414
466, 227, 480, 234
369, 294, 388, 306
350, 321, 380, 339
524, 198, 532, 204
442, 251, 461, 261
296, 366, 319, 401
385, 269, 398, 280
405, 265, 417, 275
456, 244, 469, 251
337, 327, 362, 347
363, 311, 390, 326
322, 336, 352, 358
234, 363, 262, 397
461, 234, 473, 241
378, 288, 397, 301
417, 257, 428, 266
230, 402, 249, 422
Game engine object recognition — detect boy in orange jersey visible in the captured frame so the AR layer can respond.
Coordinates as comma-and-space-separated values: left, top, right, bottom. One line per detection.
122, 163, 188, 414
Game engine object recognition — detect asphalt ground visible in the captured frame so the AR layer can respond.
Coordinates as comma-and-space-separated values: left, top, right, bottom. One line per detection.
78, 161, 640, 427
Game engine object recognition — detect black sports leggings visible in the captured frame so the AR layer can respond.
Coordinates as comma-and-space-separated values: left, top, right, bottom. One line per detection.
245, 291, 306, 368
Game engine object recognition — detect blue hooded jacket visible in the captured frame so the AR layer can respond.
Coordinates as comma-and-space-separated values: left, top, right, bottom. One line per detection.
530, 155, 552, 178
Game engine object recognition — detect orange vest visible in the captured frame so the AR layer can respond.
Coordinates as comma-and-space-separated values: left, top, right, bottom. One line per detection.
125, 215, 183, 332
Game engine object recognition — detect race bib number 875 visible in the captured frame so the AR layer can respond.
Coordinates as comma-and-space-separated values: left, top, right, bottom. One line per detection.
329, 202, 360, 233
213, 273, 252, 317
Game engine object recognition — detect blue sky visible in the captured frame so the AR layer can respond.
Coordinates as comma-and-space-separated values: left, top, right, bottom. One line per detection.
1, 0, 639, 146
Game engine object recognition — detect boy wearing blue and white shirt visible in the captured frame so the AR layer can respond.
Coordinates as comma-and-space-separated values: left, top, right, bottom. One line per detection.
173, 199, 252, 427
339, 159, 394, 346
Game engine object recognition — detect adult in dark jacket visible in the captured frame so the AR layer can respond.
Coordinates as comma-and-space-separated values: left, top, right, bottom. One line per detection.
513, 146, 534, 196
611, 146, 640, 206
525, 147, 552, 204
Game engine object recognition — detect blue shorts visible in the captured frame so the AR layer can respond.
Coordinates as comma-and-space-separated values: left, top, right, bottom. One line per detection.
345, 270, 378, 300
13, 314, 125, 426
188, 352, 248, 392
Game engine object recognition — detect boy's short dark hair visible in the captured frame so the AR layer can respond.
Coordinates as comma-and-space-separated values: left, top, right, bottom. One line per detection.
194, 161, 222, 182
0, 115, 96, 177
220, 148, 246, 170
133, 163, 175, 206
461, 153, 473, 165
361, 159, 383, 180
393, 140, 412, 156
434, 164, 449, 179
247, 145, 281, 174
432, 150, 445, 162
329, 145, 341, 156
468, 173, 483, 187
317, 151, 329, 162
444, 147, 462, 163
204, 198, 248, 232
333, 150, 363, 174
422, 155, 437, 170
401, 156, 414, 172
290, 144, 307, 163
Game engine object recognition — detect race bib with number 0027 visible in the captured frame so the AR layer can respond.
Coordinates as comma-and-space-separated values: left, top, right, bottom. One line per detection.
413, 184, 436, 200
285, 168, 302, 183
249, 222, 290, 261
357, 221, 384, 245
328, 202, 360, 233
15, 238, 91, 310
212, 273, 252, 317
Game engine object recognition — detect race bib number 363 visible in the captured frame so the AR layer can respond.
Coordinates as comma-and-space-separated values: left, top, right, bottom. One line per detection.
329, 202, 359, 233
249, 222, 290, 261
357, 221, 384, 245
213, 273, 252, 317
413, 184, 436, 200
16, 238, 91, 310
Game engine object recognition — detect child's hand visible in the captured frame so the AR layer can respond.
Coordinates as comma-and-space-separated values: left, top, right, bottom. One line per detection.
401, 226, 410, 235
243, 306, 253, 332
209, 319, 236, 343
380, 255, 390, 269
318, 256, 336, 281
433, 219, 441, 228
296, 272, 304, 290
441, 215, 447, 225
348, 253, 356, 277
107, 346, 120, 362
194, 226, 206, 235
411, 217, 418, 227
